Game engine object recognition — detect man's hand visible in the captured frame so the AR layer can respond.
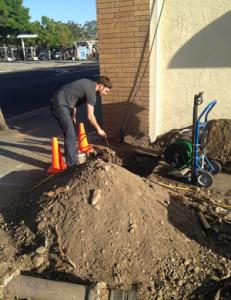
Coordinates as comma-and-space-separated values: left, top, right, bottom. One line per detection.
97, 128, 106, 137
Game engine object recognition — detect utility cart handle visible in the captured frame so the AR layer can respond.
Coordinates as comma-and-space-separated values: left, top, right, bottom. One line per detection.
194, 92, 204, 106
197, 100, 217, 123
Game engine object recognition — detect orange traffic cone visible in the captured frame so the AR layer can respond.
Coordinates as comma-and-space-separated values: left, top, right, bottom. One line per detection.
47, 137, 67, 173
58, 144, 67, 170
78, 123, 92, 153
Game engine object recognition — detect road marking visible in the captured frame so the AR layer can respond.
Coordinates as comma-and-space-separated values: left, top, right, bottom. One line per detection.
14, 127, 40, 138
0, 164, 24, 180
55, 69, 70, 74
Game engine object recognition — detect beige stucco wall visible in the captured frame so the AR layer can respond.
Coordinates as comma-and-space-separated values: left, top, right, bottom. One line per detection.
151, 0, 231, 140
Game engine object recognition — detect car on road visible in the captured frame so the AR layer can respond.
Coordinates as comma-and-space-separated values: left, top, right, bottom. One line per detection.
38, 52, 50, 61
52, 52, 64, 60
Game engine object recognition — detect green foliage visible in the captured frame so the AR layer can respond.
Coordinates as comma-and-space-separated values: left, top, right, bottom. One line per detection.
67, 21, 83, 41
0, 0, 31, 41
0, 0, 97, 48
82, 20, 97, 39
35, 17, 74, 48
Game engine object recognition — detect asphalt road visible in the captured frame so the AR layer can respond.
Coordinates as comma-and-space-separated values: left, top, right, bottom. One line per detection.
0, 62, 100, 119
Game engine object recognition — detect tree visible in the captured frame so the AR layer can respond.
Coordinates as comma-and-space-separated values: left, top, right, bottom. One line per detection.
0, 1, 98, 50
56, 22, 74, 49
82, 20, 97, 39
0, 0, 31, 43
67, 21, 83, 41
36, 17, 74, 49
34, 17, 56, 48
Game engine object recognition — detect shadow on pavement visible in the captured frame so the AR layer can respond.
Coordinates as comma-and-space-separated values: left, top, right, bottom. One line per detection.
0, 169, 47, 210
0, 143, 49, 168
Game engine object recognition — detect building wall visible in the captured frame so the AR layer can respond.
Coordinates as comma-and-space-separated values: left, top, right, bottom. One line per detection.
97, 0, 231, 143
96, 0, 150, 144
156, 0, 231, 137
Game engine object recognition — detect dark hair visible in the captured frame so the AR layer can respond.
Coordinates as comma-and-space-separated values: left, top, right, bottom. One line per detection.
97, 76, 112, 89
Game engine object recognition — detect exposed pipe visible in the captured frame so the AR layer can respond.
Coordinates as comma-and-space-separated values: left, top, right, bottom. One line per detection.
4, 275, 90, 300
3, 274, 138, 300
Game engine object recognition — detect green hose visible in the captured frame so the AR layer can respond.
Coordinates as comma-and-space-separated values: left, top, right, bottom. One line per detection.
164, 139, 192, 170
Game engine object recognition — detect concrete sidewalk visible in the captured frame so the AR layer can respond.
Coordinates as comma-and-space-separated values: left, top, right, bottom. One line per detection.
0, 107, 61, 209
0, 106, 99, 210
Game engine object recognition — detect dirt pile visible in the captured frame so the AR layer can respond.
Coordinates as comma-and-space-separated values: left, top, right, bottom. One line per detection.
10, 159, 229, 299
206, 119, 231, 164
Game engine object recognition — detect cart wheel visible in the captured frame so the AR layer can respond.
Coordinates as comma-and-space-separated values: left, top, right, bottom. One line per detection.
206, 160, 222, 175
196, 172, 214, 187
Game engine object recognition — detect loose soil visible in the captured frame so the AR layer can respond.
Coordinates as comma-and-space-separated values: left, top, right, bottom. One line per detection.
1, 153, 231, 299
0, 119, 231, 299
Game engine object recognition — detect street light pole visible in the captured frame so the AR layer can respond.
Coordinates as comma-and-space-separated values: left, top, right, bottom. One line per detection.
20, 37, 26, 61
3, 44, 7, 61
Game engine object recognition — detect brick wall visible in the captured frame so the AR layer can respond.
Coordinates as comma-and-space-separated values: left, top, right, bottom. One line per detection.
96, 0, 150, 144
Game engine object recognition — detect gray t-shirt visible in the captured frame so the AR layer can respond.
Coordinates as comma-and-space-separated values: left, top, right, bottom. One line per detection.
53, 78, 96, 109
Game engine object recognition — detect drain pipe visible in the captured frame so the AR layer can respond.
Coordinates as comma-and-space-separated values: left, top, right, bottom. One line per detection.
3, 274, 92, 300
2, 272, 138, 300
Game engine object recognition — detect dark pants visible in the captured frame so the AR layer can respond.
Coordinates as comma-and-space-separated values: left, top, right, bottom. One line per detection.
51, 102, 78, 167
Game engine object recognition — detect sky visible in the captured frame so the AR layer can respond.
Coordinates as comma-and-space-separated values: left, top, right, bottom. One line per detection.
23, 0, 96, 25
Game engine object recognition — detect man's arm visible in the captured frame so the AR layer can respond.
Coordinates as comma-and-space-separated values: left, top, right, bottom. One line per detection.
87, 104, 106, 137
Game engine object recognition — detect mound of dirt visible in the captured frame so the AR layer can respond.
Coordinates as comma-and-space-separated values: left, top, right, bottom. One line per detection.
12, 159, 230, 299
206, 119, 231, 164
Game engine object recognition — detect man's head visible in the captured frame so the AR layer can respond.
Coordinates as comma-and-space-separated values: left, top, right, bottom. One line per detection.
96, 76, 112, 96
